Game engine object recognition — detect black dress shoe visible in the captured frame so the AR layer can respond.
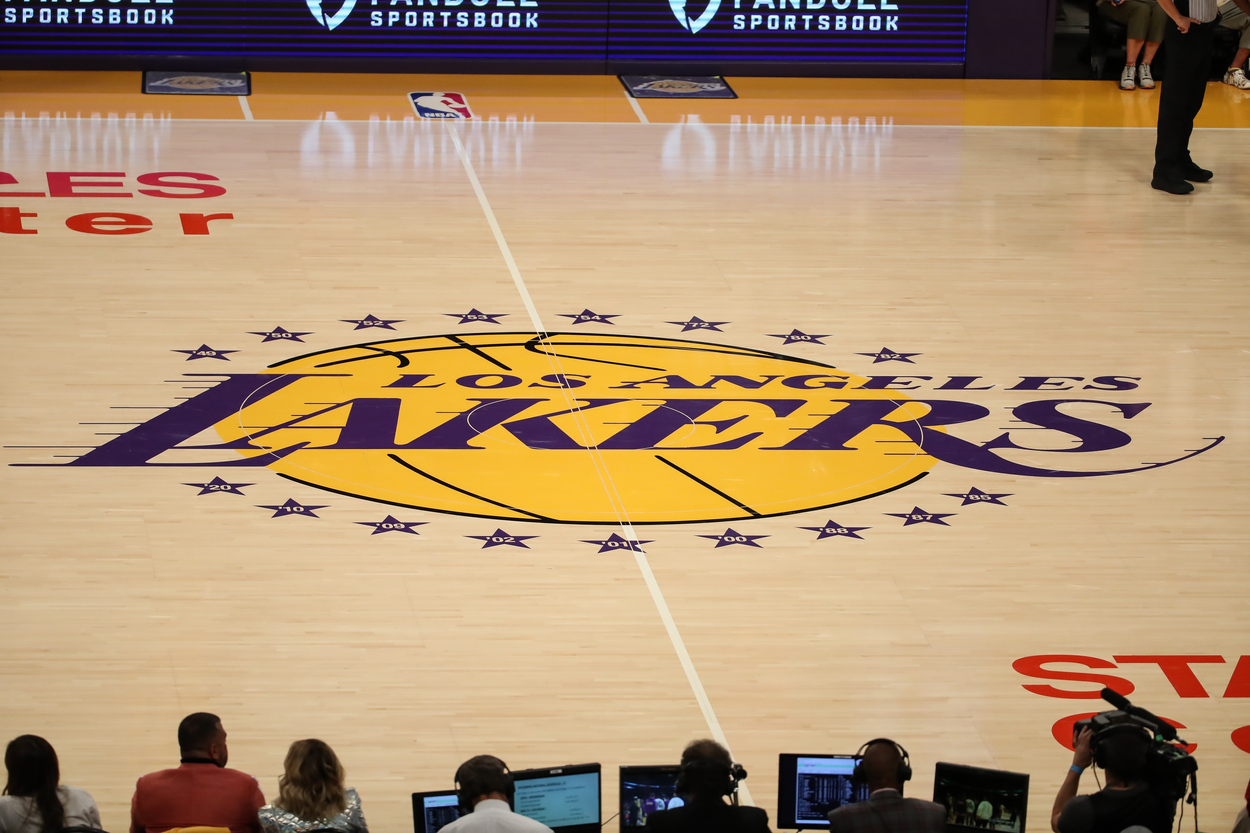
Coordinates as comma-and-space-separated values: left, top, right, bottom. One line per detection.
1178, 161, 1213, 182
1151, 176, 1195, 194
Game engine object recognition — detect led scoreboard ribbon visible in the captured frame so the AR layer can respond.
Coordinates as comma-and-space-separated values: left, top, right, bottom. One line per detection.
0, 0, 967, 65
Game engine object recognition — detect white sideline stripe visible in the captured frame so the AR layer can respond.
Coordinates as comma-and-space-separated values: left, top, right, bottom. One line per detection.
238, 96, 254, 121
447, 121, 752, 805
625, 90, 650, 124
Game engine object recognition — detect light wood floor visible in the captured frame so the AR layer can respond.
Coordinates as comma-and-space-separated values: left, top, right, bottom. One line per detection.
1, 73, 1248, 833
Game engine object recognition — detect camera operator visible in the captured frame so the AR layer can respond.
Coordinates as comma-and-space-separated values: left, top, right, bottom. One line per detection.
1051, 726, 1172, 833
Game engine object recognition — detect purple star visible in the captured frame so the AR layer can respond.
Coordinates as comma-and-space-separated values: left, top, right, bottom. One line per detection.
257, 498, 328, 518
856, 347, 921, 364
944, 487, 1011, 507
767, 329, 830, 346
172, 344, 237, 361
558, 309, 620, 325
184, 476, 252, 496
445, 308, 508, 325
357, 514, 428, 535
467, 528, 538, 549
667, 316, 729, 333
341, 314, 403, 330
885, 506, 955, 526
799, 520, 869, 540
698, 527, 769, 548
249, 326, 312, 343
581, 532, 654, 553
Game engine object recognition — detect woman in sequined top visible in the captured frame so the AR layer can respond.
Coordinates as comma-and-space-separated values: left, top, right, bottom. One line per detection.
259, 740, 367, 833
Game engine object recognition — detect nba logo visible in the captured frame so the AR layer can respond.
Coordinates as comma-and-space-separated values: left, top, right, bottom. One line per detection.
409, 92, 474, 120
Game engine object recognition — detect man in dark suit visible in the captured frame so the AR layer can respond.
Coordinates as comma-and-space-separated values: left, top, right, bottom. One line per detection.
644, 739, 771, 833
827, 739, 945, 833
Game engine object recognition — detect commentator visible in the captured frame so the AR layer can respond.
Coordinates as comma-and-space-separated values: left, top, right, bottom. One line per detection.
644, 739, 770, 833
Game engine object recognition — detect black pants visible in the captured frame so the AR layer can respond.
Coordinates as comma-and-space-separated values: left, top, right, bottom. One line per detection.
1154, 14, 1216, 177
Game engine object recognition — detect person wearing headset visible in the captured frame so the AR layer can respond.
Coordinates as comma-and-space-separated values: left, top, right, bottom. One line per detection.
440, 756, 551, 833
827, 739, 945, 833
644, 739, 770, 833
1051, 726, 1171, 833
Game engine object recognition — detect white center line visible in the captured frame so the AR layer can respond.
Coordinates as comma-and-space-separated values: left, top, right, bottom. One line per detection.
625, 90, 650, 124
447, 119, 751, 805
238, 96, 254, 121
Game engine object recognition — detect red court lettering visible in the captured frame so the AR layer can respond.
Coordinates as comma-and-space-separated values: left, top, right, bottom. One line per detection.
179, 213, 234, 235
47, 172, 132, 198
1112, 655, 1226, 698
1012, 655, 1136, 699
137, 172, 227, 199
65, 213, 153, 235
0, 207, 38, 234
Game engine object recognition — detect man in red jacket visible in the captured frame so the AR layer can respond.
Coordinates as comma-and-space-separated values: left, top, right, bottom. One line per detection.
131, 713, 265, 833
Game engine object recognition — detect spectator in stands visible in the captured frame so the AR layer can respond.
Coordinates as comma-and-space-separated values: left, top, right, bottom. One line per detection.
442, 755, 550, 833
1218, 0, 1250, 88
1051, 726, 1171, 833
827, 739, 944, 833
645, 739, 770, 833
1096, 0, 1167, 89
131, 712, 265, 833
259, 740, 366, 833
0, 735, 101, 833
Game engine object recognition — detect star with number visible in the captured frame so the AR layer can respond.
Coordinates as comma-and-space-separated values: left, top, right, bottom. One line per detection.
257, 498, 328, 518
581, 532, 654, 553
559, 309, 620, 325
445, 308, 508, 325
856, 347, 921, 364
248, 326, 312, 343
184, 476, 252, 496
885, 506, 955, 526
667, 316, 729, 333
357, 515, 428, 535
944, 487, 1011, 506
467, 528, 538, 548
698, 527, 769, 548
767, 329, 830, 346
799, 520, 870, 540
341, 314, 403, 330
172, 344, 237, 361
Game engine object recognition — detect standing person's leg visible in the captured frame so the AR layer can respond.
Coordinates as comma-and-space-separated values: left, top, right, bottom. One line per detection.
1153, 13, 1210, 190
1180, 21, 1216, 169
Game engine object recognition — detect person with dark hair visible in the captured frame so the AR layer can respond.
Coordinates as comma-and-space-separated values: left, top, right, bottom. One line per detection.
259, 740, 366, 833
644, 739, 770, 833
827, 739, 944, 833
441, 755, 550, 833
1051, 726, 1171, 833
131, 713, 265, 833
0, 735, 101, 833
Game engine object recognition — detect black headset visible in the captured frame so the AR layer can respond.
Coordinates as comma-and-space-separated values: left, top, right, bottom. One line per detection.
675, 757, 749, 800
852, 738, 912, 787
454, 755, 515, 813
1090, 723, 1153, 770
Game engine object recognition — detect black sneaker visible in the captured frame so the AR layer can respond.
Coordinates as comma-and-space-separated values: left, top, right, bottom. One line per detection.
1151, 176, 1195, 194
1178, 161, 1213, 182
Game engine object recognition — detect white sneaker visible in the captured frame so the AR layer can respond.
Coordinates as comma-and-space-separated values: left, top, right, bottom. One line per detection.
1138, 64, 1154, 89
1120, 65, 1136, 90
1223, 67, 1250, 89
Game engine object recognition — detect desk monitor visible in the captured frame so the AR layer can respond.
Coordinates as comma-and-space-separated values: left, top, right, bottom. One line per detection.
411, 789, 463, 833
619, 765, 685, 830
933, 762, 1030, 833
512, 762, 601, 833
777, 754, 869, 829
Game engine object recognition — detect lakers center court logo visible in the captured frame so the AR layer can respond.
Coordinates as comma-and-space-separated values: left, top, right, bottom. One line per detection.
32, 331, 1223, 526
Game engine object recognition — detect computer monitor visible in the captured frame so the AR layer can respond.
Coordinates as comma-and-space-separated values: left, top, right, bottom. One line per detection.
411, 788, 463, 833
512, 762, 602, 833
932, 762, 1030, 833
777, 753, 869, 830
618, 765, 685, 830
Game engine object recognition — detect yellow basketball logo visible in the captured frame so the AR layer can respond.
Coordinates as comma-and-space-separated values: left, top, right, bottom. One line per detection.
210, 332, 937, 524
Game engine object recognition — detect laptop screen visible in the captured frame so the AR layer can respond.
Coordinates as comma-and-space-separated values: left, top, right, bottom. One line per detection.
932, 762, 1030, 833
619, 765, 684, 829
411, 789, 463, 833
777, 754, 869, 829
512, 762, 602, 833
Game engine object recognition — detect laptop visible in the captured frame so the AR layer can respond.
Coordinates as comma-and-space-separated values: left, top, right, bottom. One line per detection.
411, 788, 463, 833
512, 762, 602, 833
776, 753, 870, 829
619, 764, 684, 829
933, 762, 1030, 833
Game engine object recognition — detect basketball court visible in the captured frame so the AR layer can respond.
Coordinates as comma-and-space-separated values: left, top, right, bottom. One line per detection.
2, 70, 1248, 832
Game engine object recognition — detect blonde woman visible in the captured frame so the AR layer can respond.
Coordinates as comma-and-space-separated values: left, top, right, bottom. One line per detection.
259, 740, 366, 833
